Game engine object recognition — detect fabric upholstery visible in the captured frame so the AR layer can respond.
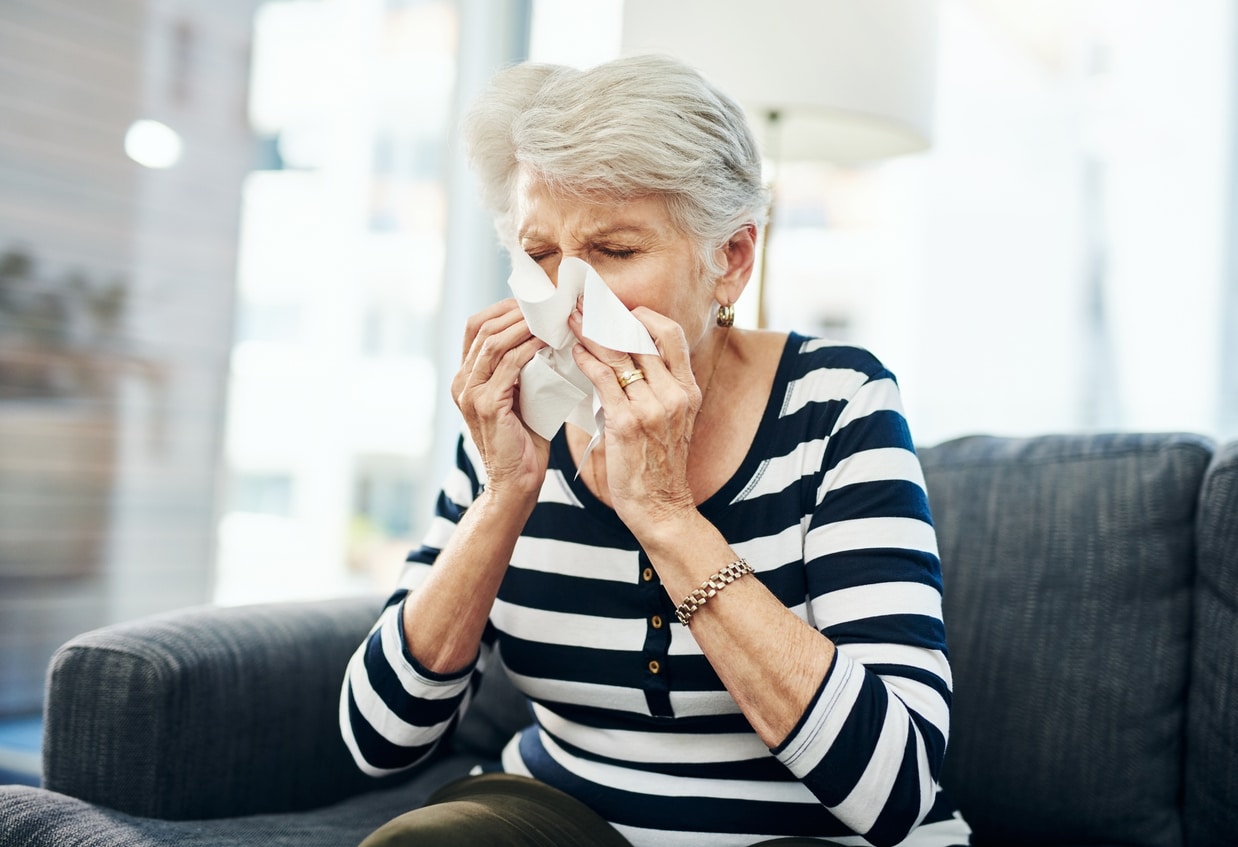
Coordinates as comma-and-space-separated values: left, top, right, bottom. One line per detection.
41, 597, 414, 819
4, 432, 1234, 847
1185, 440, 1238, 847
919, 433, 1213, 847
1, 755, 480, 847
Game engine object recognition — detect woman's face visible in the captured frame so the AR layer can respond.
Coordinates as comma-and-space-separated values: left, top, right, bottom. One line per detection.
515, 170, 718, 351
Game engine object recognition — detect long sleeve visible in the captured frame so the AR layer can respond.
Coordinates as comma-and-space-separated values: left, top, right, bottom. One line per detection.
340, 436, 492, 777
771, 348, 951, 846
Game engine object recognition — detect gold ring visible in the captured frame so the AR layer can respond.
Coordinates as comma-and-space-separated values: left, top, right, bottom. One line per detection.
617, 369, 645, 389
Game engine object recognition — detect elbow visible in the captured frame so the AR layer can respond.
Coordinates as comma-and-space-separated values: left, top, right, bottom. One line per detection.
340, 702, 442, 778
856, 732, 938, 847
862, 798, 931, 847
340, 676, 389, 777
865, 827, 918, 847
339, 671, 452, 778
859, 797, 930, 847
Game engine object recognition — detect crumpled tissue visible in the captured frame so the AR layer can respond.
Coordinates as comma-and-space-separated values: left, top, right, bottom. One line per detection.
507, 248, 659, 448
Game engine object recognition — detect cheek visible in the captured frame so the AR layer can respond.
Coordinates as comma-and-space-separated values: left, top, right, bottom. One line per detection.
591, 262, 661, 310
593, 256, 704, 320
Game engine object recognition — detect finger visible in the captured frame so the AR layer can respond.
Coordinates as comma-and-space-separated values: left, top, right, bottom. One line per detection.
615, 366, 651, 394
567, 308, 662, 392
462, 312, 528, 382
571, 325, 634, 372
630, 307, 695, 388
456, 333, 547, 412
572, 342, 636, 411
481, 334, 547, 397
624, 311, 704, 427
462, 299, 522, 363
466, 318, 540, 387
453, 313, 538, 405
589, 344, 659, 404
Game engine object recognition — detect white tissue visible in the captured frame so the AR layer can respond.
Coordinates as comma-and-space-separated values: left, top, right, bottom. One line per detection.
507, 249, 659, 444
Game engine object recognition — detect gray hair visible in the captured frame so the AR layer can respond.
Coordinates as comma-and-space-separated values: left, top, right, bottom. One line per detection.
462, 54, 768, 279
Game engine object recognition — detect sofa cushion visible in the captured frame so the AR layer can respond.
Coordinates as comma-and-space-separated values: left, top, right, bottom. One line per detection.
920, 433, 1213, 847
1185, 439, 1238, 847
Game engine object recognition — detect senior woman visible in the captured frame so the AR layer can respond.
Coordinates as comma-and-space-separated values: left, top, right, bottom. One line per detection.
342, 55, 969, 847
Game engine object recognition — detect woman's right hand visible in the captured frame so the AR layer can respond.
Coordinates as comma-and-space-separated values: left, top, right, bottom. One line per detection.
452, 298, 551, 499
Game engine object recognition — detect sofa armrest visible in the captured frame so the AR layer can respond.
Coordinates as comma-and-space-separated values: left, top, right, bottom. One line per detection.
42, 596, 413, 820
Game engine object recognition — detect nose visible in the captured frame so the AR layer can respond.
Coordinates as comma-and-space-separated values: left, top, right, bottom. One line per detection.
541, 253, 565, 287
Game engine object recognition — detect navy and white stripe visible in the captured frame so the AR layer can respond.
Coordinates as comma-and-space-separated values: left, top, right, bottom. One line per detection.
342, 333, 970, 846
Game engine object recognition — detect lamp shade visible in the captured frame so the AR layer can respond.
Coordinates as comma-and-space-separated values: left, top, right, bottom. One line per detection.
620, 0, 937, 163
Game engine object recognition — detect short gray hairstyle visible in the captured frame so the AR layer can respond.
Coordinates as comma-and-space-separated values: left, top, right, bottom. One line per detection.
462, 54, 768, 279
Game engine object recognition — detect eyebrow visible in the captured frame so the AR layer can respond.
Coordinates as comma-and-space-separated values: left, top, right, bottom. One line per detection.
518, 223, 658, 243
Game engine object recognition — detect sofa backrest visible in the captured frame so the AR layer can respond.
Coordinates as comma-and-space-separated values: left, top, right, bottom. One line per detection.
920, 433, 1213, 847
1184, 440, 1238, 847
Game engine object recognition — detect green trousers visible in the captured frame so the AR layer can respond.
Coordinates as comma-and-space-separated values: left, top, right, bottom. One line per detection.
357, 772, 845, 846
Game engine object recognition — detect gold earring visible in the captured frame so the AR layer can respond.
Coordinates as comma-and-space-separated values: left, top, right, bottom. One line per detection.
716, 303, 735, 328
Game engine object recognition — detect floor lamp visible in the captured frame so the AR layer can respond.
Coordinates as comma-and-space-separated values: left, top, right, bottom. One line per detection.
620, 0, 938, 328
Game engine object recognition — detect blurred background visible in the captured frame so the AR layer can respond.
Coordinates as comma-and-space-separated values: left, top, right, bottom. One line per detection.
0, 0, 1235, 784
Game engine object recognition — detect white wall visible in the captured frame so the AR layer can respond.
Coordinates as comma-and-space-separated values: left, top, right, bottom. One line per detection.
762, 0, 1236, 445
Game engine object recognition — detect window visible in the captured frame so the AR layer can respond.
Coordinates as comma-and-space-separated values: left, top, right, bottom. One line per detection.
0, 0, 531, 748
215, 0, 461, 605
229, 472, 295, 517
0, 1, 261, 722
216, 0, 530, 605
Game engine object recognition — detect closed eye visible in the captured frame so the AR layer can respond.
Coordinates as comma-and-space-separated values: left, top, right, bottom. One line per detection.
598, 247, 637, 260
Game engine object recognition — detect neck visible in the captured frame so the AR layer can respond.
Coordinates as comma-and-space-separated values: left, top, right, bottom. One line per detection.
694, 326, 732, 419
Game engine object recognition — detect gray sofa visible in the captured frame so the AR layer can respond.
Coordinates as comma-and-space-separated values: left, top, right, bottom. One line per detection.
1, 432, 1235, 846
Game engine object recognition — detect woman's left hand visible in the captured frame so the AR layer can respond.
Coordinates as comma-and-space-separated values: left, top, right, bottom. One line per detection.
569, 306, 702, 538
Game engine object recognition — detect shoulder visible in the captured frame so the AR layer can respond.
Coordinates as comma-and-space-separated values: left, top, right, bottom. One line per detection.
784, 332, 894, 382
773, 332, 900, 414
727, 328, 892, 379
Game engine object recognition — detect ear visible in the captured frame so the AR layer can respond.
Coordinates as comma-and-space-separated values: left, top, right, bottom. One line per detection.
713, 223, 758, 308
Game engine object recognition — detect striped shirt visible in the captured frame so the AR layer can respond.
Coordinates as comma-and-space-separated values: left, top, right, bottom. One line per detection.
342, 333, 970, 847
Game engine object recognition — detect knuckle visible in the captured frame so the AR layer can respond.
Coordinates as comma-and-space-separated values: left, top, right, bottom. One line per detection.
470, 317, 504, 347
477, 335, 501, 361
667, 387, 693, 411
464, 315, 492, 342
452, 379, 476, 406
608, 415, 640, 439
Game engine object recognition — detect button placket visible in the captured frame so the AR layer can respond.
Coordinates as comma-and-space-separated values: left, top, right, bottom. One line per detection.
637, 550, 673, 716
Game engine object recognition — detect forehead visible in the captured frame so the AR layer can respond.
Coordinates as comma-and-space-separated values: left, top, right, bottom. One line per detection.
514, 169, 674, 240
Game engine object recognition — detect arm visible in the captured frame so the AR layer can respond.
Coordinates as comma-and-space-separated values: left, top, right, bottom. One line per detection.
339, 439, 498, 777
574, 323, 948, 846
774, 373, 950, 845
341, 300, 549, 776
